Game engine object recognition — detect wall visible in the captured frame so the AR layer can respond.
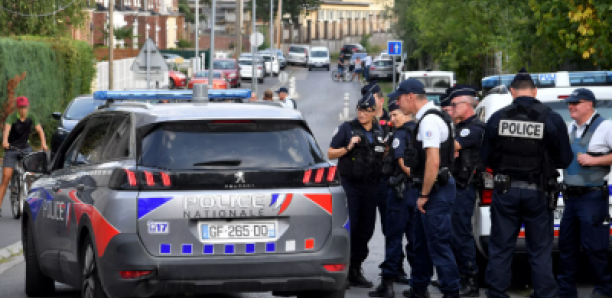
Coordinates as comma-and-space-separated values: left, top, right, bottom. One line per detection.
197, 35, 251, 51
166, 17, 177, 49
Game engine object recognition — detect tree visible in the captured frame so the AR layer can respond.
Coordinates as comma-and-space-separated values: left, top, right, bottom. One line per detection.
0, 0, 90, 37
177, 39, 193, 50
246, 0, 321, 24
97, 25, 138, 48
530, 0, 612, 69
179, 0, 210, 24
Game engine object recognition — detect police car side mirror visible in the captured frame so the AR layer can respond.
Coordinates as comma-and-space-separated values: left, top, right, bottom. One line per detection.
52, 112, 62, 120
22, 152, 49, 174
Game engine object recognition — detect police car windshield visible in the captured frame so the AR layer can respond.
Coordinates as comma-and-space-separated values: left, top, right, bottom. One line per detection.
139, 121, 326, 170
544, 100, 612, 125
64, 98, 105, 120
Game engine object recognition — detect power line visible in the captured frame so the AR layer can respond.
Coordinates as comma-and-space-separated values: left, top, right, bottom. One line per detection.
0, 0, 82, 17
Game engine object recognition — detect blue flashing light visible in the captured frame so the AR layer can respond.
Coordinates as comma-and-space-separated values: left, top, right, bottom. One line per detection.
225, 244, 235, 254
93, 89, 252, 101
266, 242, 276, 253
160, 244, 171, 254
246, 243, 256, 254
203, 244, 214, 254
182, 244, 193, 254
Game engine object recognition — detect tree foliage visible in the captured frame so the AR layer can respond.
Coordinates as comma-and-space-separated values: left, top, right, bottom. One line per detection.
0, 0, 90, 37
179, 0, 210, 24
246, 0, 321, 24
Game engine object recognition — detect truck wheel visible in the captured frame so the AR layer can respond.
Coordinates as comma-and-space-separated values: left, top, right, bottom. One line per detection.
25, 221, 55, 297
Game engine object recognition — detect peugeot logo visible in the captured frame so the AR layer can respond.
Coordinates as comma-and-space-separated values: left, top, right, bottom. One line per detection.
234, 172, 246, 183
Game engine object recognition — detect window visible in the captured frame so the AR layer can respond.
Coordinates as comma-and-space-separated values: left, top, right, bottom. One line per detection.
62, 131, 85, 169
77, 117, 113, 165
103, 115, 131, 160
139, 121, 326, 170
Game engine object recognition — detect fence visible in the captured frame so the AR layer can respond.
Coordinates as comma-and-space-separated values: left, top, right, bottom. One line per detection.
93, 58, 169, 91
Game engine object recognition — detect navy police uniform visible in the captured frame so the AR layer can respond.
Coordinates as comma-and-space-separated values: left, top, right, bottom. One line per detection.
447, 86, 485, 296
389, 79, 461, 298
558, 88, 612, 298
481, 68, 573, 298
330, 93, 385, 288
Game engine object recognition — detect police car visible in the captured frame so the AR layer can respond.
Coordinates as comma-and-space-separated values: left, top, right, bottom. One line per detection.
473, 71, 612, 281
20, 87, 349, 298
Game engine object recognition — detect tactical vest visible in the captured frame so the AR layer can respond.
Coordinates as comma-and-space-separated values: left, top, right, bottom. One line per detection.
563, 114, 609, 187
493, 100, 549, 181
338, 120, 386, 181
454, 119, 485, 186
406, 109, 455, 179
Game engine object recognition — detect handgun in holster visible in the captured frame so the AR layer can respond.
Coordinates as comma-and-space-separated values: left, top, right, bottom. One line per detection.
388, 173, 407, 199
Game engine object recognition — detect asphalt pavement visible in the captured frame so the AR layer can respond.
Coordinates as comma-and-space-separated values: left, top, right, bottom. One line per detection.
0, 65, 597, 298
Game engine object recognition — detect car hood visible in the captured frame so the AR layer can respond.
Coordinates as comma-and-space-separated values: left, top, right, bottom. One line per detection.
60, 118, 80, 131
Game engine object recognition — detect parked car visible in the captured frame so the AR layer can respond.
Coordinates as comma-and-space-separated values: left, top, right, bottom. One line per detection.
188, 70, 230, 89
162, 53, 183, 64
340, 44, 366, 60
286, 45, 310, 67
50, 95, 105, 155
259, 50, 281, 76
378, 53, 405, 74
168, 70, 188, 89
213, 59, 241, 88
368, 58, 395, 80
308, 47, 330, 71
266, 48, 287, 69
239, 53, 267, 77
238, 58, 265, 83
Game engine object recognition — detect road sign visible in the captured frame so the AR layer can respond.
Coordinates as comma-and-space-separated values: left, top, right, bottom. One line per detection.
250, 32, 264, 47
131, 38, 169, 73
387, 40, 402, 56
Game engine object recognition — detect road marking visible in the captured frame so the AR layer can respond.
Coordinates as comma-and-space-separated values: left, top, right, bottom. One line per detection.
0, 241, 23, 275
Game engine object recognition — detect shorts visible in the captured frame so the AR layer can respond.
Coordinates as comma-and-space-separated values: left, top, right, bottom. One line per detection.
3, 147, 32, 169
355, 69, 363, 74
337, 67, 344, 73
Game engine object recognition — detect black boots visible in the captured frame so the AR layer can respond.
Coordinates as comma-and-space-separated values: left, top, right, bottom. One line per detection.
403, 288, 430, 298
459, 275, 480, 297
348, 265, 373, 288
369, 278, 395, 298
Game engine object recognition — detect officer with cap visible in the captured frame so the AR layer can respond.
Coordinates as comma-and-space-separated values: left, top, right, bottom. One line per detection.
328, 93, 386, 288
362, 78, 380, 96
481, 68, 573, 298
390, 78, 461, 298
448, 85, 485, 297
275, 87, 297, 109
370, 100, 417, 298
558, 88, 612, 298
440, 92, 454, 119
373, 86, 391, 236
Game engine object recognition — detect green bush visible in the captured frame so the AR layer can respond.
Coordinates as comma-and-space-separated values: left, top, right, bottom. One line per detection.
0, 36, 96, 151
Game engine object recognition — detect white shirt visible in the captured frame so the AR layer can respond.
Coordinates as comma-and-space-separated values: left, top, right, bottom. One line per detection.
416, 101, 450, 149
568, 111, 612, 153
363, 56, 372, 66
280, 98, 297, 109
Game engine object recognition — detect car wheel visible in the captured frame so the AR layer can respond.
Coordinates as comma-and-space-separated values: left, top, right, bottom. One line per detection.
81, 236, 109, 298
168, 78, 175, 89
25, 221, 55, 297
297, 287, 346, 298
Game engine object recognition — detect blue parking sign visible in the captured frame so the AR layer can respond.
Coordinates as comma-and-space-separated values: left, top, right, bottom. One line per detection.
388, 41, 402, 55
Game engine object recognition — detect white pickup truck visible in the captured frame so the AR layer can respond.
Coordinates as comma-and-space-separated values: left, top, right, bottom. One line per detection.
473, 70, 612, 283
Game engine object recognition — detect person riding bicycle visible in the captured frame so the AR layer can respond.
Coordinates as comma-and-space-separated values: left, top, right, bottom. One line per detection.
0, 96, 47, 220
337, 54, 346, 81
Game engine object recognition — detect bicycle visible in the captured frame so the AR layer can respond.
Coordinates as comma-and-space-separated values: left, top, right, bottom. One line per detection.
331, 68, 351, 82
8, 147, 38, 219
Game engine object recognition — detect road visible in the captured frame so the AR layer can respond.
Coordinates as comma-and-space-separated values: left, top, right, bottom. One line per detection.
0, 65, 596, 298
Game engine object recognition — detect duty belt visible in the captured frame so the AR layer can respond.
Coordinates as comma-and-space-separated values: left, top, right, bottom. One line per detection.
563, 185, 607, 197
510, 180, 540, 190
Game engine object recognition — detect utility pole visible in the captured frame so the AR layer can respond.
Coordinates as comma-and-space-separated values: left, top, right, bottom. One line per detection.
269, 0, 273, 50
208, 0, 216, 88
195, 0, 199, 71
109, 0, 114, 90
276, 0, 282, 49
236, 0, 243, 56
251, 0, 256, 94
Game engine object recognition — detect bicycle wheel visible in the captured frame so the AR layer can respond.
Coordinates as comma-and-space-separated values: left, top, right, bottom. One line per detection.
10, 174, 21, 219
331, 70, 339, 82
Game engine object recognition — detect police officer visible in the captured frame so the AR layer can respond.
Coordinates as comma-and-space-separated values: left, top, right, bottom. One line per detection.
558, 88, 612, 298
362, 78, 380, 96
390, 79, 461, 298
480, 68, 573, 298
328, 93, 386, 288
447, 85, 485, 297
373, 86, 391, 235
440, 92, 454, 119
370, 100, 417, 298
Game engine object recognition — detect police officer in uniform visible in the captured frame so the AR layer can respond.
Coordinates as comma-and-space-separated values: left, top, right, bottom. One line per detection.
447, 85, 485, 297
440, 92, 454, 120
370, 100, 417, 297
373, 86, 391, 234
390, 79, 461, 298
480, 68, 573, 298
328, 93, 386, 288
363, 78, 380, 96
558, 88, 612, 298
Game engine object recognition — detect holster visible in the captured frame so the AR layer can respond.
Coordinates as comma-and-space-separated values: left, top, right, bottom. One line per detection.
494, 174, 511, 195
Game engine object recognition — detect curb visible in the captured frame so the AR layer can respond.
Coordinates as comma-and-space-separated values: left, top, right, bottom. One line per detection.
0, 241, 22, 260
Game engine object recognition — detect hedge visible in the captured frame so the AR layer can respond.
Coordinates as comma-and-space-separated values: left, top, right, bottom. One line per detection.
0, 36, 96, 153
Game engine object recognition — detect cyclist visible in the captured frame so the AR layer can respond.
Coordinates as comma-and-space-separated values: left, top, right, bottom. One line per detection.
337, 54, 346, 81
0, 96, 47, 220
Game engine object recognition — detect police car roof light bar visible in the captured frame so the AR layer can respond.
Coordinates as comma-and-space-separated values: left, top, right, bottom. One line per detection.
93, 89, 252, 101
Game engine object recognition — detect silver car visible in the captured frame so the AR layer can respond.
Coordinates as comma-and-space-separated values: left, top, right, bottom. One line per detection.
369, 58, 395, 80
287, 45, 310, 67
20, 89, 349, 298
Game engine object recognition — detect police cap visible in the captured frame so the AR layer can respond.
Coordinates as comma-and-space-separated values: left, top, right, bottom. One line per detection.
357, 92, 377, 110
388, 100, 400, 113
361, 82, 381, 95
388, 79, 426, 98
565, 88, 596, 104
447, 85, 478, 101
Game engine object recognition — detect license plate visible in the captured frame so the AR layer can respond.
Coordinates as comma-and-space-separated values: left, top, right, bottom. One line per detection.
200, 221, 276, 240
